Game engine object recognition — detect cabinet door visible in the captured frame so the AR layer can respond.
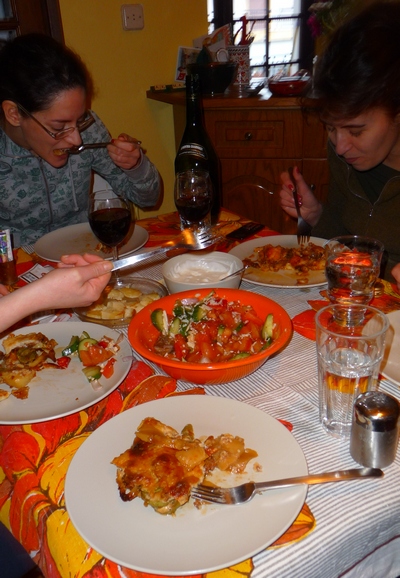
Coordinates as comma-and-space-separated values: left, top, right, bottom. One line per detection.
221, 158, 299, 235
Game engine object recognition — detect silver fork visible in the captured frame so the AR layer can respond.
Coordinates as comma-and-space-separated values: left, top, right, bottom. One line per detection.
111, 229, 223, 272
191, 468, 383, 505
288, 166, 312, 245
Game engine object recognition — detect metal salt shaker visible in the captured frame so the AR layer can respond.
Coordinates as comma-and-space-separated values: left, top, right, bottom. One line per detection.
350, 392, 400, 468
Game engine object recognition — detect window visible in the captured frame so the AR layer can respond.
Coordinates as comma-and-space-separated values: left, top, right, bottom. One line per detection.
208, 0, 314, 80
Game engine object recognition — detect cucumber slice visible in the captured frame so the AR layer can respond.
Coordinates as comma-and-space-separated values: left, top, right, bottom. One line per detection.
192, 304, 207, 321
169, 317, 181, 336
82, 366, 102, 382
78, 337, 98, 361
261, 314, 274, 341
62, 335, 80, 356
151, 308, 168, 334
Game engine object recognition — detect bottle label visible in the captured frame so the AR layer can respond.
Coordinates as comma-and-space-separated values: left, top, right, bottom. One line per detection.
177, 143, 208, 160
0, 229, 14, 263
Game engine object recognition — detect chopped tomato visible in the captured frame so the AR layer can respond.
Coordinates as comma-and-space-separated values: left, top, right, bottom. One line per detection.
56, 356, 71, 369
97, 340, 109, 349
174, 334, 189, 361
80, 344, 113, 367
102, 358, 116, 378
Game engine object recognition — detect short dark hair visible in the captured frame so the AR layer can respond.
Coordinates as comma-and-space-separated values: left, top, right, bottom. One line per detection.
312, 1, 400, 121
0, 33, 93, 113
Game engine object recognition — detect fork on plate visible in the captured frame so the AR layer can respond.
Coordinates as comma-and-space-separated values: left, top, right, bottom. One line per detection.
111, 228, 223, 272
191, 468, 383, 505
288, 166, 312, 245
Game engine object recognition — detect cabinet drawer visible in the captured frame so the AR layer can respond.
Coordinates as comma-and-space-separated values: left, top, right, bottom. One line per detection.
204, 109, 303, 159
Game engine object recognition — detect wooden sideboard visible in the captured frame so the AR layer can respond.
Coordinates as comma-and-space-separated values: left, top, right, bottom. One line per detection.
147, 89, 329, 234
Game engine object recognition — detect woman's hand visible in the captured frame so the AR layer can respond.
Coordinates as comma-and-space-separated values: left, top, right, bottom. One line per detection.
36, 253, 113, 308
107, 133, 142, 170
279, 166, 323, 227
0, 284, 9, 297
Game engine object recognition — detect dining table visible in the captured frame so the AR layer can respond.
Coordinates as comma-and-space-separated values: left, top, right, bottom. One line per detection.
0, 208, 399, 578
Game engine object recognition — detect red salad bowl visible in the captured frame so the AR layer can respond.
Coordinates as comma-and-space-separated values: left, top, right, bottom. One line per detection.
128, 288, 292, 385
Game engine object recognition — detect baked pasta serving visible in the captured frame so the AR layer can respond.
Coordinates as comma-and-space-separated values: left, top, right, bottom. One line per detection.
112, 417, 258, 515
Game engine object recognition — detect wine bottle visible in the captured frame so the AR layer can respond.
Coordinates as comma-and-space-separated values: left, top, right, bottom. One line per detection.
174, 73, 221, 225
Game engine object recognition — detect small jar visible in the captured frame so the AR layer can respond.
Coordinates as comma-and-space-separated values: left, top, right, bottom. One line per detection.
350, 392, 400, 468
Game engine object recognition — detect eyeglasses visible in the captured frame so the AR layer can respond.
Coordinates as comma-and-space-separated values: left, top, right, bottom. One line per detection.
16, 103, 95, 140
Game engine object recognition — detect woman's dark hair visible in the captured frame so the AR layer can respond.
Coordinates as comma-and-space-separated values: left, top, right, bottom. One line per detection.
0, 33, 93, 112
312, 0, 400, 120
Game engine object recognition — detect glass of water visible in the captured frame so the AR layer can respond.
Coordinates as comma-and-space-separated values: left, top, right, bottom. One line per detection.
325, 235, 384, 325
315, 304, 389, 438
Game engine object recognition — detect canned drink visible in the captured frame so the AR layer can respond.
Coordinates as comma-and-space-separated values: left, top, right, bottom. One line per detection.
0, 229, 18, 285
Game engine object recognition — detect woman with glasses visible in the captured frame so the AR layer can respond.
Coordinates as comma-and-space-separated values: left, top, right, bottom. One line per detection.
0, 33, 161, 245
278, 0, 400, 286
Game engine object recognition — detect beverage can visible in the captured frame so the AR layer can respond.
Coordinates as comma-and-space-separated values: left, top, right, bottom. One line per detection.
0, 229, 18, 285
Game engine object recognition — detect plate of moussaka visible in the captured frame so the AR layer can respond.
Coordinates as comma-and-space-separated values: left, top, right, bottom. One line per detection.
65, 395, 307, 575
229, 235, 328, 288
0, 322, 131, 424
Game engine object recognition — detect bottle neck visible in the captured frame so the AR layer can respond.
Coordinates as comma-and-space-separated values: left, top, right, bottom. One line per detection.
185, 74, 204, 126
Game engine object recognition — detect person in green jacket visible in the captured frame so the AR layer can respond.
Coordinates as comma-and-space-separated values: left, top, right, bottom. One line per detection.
279, 0, 400, 285
0, 34, 161, 246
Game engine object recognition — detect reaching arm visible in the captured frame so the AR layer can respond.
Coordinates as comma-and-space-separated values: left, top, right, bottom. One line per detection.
0, 254, 112, 333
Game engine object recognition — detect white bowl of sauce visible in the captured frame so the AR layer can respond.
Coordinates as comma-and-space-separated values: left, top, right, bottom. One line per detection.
162, 251, 244, 293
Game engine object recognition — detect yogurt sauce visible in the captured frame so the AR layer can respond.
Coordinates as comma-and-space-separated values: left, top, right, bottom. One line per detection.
169, 257, 235, 283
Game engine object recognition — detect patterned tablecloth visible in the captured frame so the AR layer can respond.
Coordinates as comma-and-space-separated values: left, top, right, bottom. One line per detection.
1, 210, 400, 578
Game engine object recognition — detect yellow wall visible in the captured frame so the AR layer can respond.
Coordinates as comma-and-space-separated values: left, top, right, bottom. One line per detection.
58, 0, 208, 217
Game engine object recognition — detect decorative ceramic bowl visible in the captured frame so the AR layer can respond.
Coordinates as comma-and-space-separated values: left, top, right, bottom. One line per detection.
162, 251, 244, 293
128, 288, 292, 385
187, 62, 238, 95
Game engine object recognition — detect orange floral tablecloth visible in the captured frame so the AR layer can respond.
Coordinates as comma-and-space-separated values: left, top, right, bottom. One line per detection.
0, 210, 316, 578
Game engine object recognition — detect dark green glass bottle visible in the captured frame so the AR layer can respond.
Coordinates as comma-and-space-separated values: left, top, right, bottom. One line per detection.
174, 73, 221, 224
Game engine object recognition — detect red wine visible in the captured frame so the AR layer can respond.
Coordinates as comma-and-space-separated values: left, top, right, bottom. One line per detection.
175, 74, 221, 224
89, 207, 131, 246
175, 195, 211, 223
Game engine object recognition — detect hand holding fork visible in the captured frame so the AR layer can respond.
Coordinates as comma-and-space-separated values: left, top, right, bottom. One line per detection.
288, 166, 312, 245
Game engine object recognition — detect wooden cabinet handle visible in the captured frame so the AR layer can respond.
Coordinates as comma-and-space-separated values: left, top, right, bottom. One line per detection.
244, 132, 253, 141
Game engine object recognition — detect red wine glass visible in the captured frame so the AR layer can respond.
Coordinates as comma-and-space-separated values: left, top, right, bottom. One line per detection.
174, 169, 213, 232
88, 189, 132, 263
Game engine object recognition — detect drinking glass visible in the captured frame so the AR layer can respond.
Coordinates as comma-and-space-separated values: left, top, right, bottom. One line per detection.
316, 304, 389, 438
174, 169, 213, 232
88, 189, 132, 262
325, 235, 384, 325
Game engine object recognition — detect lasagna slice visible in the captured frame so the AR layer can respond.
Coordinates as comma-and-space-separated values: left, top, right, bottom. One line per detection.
112, 417, 208, 515
112, 417, 259, 515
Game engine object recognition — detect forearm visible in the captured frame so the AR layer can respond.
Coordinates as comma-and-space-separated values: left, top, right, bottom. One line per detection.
0, 283, 46, 332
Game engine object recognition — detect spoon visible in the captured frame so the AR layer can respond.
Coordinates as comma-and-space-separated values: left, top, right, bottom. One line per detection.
219, 265, 248, 281
54, 140, 142, 155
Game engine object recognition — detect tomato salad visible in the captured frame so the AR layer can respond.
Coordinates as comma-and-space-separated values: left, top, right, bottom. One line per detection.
59, 331, 122, 388
150, 292, 275, 364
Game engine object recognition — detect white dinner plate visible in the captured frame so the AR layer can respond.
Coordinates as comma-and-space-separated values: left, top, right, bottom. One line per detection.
381, 310, 400, 386
65, 396, 308, 575
34, 223, 148, 262
0, 322, 132, 424
229, 235, 328, 288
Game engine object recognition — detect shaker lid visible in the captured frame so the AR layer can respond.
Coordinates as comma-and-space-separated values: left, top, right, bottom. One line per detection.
353, 391, 400, 432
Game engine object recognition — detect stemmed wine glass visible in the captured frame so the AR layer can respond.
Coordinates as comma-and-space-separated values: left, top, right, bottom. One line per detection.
88, 189, 132, 264
174, 169, 213, 232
